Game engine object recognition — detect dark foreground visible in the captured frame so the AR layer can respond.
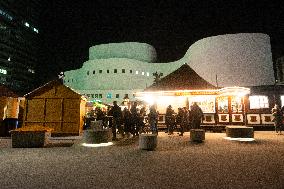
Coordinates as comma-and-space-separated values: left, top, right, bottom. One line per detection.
0, 132, 283, 189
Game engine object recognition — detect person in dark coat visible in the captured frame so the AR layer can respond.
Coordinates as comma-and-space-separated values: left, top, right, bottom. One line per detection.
109, 101, 122, 140
165, 105, 175, 135
122, 108, 132, 137
148, 105, 158, 134
130, 102, 140, 136
272, 104, 283, 134
191, 102, 204, 129
176, 108, 183, 136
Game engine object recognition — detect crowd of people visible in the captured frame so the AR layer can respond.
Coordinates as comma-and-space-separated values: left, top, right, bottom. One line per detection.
83, 101, 205, 140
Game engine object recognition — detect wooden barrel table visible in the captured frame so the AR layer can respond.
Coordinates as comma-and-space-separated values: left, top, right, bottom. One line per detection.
226, 126, 254, 138
83, 129, 111, 144
139, 133, 157, 150
190, 129, 205, 142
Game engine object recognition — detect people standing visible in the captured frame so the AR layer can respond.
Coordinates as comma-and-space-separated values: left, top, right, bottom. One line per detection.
148, 105, 158, 134
130, 102, 140, 136
176, 108, 184, 136
191, 102, 204, 129
122, 107, 132, 138
165, 105, 175, 135
271, 104, 283, 134
110, 101, 122, 140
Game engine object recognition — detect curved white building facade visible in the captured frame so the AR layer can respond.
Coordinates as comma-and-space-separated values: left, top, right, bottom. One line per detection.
64, 33, 275, 104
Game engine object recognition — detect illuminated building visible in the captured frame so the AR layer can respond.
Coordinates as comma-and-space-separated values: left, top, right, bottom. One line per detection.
64, 33, 274, 104
0, 0, 42, 94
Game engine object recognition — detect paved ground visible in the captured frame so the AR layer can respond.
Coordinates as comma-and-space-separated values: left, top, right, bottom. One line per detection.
0, 131, 283, 189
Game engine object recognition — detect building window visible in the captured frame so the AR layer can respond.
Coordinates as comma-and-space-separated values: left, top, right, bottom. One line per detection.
136, 71, 139, 74
87, 71, 89, 75
116, 94, 119, 98
130, 70, 133, 74
99, 94, 102, 98
95, 94, 98, 98
99, 70, 102, 73
93, 70, 95, 74
249, 96, 269, 109
122, 69, 125, 73
142, 72, 145, 75
107, 70, 109, 73
107, 93, 112, 98
114, 69, 117, 73
160, 73, 163, 76
91, 94, 94, 98
146, 72, 149, 76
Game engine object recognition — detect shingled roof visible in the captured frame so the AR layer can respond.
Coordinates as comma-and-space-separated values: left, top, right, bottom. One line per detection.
145, 64, 218, 91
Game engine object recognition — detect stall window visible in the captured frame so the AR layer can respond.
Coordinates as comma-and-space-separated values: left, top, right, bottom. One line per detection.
231, 96, 243, 113
249, 95, 269, 109
217, 96, 229, 113
189, 95, 216, 113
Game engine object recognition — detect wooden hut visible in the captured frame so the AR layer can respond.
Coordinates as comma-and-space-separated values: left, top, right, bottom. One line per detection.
0, 84, 19, 136
23, 80, 86, 136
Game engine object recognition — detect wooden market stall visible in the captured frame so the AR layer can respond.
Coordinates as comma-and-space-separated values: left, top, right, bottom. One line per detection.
23, 80, 86, 136
0, 84, 20, 136
135, 64, 250, 129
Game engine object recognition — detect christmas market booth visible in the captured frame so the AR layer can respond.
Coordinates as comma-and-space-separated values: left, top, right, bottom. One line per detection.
135, 64, 251, 129
22, 80, 86, 136
0, 84, 21, 136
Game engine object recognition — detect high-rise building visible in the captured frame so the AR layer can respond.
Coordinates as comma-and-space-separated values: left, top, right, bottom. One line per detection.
0, 0, 43, 94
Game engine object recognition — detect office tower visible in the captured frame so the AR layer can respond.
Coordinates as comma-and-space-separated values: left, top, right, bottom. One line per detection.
0, 0, 43, 94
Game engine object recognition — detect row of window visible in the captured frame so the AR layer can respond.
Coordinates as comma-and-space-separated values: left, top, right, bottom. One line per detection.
83, 93, 133, 99
86, 69, 163, 77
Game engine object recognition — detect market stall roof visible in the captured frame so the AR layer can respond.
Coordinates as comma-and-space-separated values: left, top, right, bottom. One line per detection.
0, 84, 18, 97
145, 64, 219, 91
24, 79, 82, 99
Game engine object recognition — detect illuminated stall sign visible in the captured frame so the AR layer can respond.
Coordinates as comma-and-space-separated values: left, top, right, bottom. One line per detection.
175, 90, 218, 96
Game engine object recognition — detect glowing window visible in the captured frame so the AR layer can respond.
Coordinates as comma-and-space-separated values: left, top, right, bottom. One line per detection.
136, 71, 139, 74
142, 72, 144, 75
249, 96, 269, 109
146, 72, 149, 76
24, 22, 30, 27
107, 93, 112, 98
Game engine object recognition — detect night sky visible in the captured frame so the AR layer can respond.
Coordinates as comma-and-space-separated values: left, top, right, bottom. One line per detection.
40, 0, 284, 77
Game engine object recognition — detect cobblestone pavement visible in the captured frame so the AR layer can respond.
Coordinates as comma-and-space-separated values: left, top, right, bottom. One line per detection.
0, 131, 283, 189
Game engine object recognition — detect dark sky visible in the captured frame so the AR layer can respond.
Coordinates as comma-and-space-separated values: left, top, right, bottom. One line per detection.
40, 0, 284, 75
